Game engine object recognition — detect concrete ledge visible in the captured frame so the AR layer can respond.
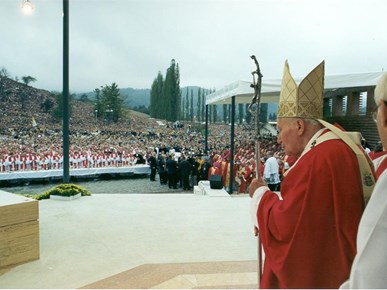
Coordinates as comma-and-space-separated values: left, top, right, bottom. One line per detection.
50, 193, 82, 201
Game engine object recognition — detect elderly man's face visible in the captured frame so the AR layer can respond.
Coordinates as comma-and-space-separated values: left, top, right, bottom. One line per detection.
277, 118, 304, 158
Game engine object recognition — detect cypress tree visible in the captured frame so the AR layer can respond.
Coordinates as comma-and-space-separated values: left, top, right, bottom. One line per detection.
201, 89, 205, 122
163, 59, 180, 121
245, 103, 252, 125
213, 105, 217, 123
190, 88, 194, 122
185, 88, 189, 120
222, 104, 227, 123
208, 105, 213, 123
181, 95, 185, 120
238, 103, 244, 124
150, 71, 164, 118
197, 88, 202, 122
259, 103, 268, 123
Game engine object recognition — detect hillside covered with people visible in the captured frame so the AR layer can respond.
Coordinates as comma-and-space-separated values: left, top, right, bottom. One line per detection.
0, 75, 284, 193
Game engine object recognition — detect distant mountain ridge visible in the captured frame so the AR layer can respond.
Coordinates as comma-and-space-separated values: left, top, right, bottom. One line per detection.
74, 85, 278, 116
75, 86, 204, 109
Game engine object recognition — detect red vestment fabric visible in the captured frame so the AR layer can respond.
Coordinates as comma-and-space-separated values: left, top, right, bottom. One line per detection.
368, 150, 386, 160
257, 139, 365, 289
375, 157, 387, 180
239, 165, 251, 193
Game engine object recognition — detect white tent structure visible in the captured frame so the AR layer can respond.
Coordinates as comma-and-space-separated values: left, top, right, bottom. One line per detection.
205, 71, 384, 105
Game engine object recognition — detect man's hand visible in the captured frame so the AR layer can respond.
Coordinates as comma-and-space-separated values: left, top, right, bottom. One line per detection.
249, 177, 267, 198
253, 226, 259, 237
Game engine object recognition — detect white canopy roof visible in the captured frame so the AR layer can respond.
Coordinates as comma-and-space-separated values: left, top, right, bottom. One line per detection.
206, 72, 384, 105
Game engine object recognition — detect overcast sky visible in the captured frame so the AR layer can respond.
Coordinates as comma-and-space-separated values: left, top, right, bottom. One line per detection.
1, 0, 386, 93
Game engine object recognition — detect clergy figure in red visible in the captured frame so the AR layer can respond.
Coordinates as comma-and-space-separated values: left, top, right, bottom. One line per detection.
249, 61, 371, 289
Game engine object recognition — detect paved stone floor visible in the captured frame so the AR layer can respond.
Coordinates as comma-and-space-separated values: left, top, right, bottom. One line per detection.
0, 192, 259, 289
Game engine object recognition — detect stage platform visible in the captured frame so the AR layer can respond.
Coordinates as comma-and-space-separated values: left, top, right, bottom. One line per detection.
0, 165, 151, 185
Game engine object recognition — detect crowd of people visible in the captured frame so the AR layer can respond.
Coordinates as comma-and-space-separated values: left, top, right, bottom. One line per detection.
0, 110, 286, 194
1, 76, 288, 194
0, 75, 381, 195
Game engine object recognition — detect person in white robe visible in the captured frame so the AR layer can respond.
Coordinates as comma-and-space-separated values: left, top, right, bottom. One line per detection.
340, 72, 387, 288
263, 152, 281, 191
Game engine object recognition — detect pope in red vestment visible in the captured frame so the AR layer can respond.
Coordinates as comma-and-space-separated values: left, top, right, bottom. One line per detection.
253, 131, 365, 288
250, 60, 368, 289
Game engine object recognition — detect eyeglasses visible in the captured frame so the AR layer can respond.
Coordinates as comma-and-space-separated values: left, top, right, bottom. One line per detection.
372, 100, 387, 123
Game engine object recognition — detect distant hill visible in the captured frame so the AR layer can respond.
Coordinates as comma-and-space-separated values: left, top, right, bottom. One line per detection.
75, 86, 206, 109
120, 88, 151, 108
74, 88, 150, 109
74, 85, 278, 116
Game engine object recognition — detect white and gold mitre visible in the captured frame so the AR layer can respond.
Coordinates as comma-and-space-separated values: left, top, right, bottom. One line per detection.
277, 60, 325, 119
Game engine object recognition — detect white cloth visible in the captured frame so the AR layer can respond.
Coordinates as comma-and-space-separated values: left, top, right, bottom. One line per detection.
263, 156, 280, 184
340, 155, 387, 288
250, 186, 269, 229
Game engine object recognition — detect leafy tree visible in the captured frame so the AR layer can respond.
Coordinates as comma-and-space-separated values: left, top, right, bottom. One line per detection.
21, 75, 37, 86
133, 105, 149, 115
52, 92, 74, 121
19, 91, 28, 110
79, 93, 89, 102
93, 83, 124, 122
41, 98, 55, 113
0, 67, 11, 78
94, 88, 103, 118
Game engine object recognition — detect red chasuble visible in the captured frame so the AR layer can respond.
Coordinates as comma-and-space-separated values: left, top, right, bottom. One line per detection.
257, 138, 365, 289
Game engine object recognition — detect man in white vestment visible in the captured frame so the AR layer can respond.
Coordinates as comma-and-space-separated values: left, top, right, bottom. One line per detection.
340, 73, 387, 288
263, 152, 280, 191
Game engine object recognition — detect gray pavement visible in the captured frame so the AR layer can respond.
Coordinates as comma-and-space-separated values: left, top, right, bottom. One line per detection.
0, 193, 257, 289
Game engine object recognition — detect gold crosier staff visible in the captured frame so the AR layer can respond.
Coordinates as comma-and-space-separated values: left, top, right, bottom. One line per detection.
247, 55, 263, 286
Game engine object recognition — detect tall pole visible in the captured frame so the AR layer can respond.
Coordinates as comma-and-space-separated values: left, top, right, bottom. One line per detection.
62, 0, 70, 183
228, 96, 235, 194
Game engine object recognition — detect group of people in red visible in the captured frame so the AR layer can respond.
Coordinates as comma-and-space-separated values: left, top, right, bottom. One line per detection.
205, 137, 291, 194
0, 150, 146, 173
